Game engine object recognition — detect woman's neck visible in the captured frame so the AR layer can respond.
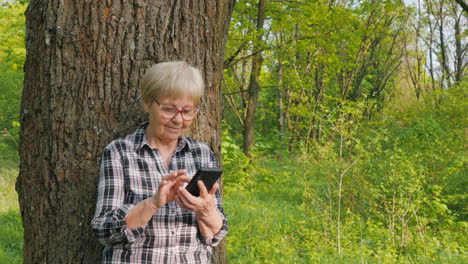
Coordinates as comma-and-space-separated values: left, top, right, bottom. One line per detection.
146, 128, 177, 150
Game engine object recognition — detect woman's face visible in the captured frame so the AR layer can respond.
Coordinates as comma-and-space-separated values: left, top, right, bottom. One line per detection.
145, 93, 197, 143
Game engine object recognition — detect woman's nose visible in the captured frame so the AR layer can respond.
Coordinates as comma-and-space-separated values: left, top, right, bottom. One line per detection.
171, 112, 184, 123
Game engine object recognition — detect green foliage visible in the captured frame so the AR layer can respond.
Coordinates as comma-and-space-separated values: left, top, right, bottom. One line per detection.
225, 155, 467, 263
221, 122, 255, 194
0, 2, 25, 164
0, 3, 25, 261
0, 2, 26, 71
224, 157, 305, 263
1, 0, 466, 262
223, 1, 466, 258
224, 81, 467, 262
224, 0, 413, 155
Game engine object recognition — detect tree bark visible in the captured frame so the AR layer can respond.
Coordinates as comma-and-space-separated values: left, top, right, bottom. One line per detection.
17, 0, 235, 263
277, 52, 285, 137
453, 2, 467, 84
425, 0, 436, 91
243, 0, 266, 156
437, 0, 451, 88
455, 0, 468, 13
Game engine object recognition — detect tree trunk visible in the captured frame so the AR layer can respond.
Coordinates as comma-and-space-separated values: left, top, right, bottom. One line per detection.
455, 0, 468, 13
438, 0, 451, 88
243, 0, 266, 156
425, 0, 436, 91
17, 0, 235, 263
453, 3, 466, 84
278, 53, 285, 137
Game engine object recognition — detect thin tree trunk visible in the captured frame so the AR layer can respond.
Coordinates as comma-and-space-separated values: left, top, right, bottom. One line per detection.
438, 0, 451, 88
17, 1, 235, 263
243, 0, 266, 156
278, 51, 285, 137
453, 3, 466, 84
425, 0, 436, 91
455, 0, 468, 13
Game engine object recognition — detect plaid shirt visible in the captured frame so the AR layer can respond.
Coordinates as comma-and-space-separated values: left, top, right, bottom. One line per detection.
91, 122, 228, 264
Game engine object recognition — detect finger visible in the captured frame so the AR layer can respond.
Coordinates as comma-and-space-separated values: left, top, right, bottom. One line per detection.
198, 180, 209, 197
176, 190, 192, 207
158, 179, 169, 188
160, 180, 179, 195
176, 176, 191, 183
163, 171, 178, 180
171, 180, 186, 192
174, 193, 184, 207
178, 186, 199, 203
175, 193, 191, 210
209, 183, 219, 195
175, 169, 187, 176
161, 179, 175, 187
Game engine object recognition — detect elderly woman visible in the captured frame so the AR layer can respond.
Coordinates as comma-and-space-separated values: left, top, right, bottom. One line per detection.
91, 61, 228, 263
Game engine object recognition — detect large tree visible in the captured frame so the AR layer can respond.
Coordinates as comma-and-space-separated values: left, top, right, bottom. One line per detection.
16, 0, 235, 263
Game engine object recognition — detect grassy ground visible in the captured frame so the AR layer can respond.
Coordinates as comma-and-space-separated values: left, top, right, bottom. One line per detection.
223, 156, 467, 263
0, 159, 23, 264
0, 156, 466, 263
224, 157, 308, 263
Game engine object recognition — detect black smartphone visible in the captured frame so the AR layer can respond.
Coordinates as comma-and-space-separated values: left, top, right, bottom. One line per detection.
185, 168, 223, 196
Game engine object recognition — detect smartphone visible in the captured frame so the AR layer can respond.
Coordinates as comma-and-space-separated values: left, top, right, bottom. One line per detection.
185, 168, 223, 196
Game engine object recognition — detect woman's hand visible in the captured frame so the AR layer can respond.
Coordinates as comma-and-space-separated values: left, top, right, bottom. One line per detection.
126, 170, 189, 229
152, 170, 190, 208
175, 181, 223, 237
174, 180, 218, 214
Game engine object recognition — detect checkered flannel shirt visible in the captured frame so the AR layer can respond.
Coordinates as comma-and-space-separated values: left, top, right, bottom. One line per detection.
91, 122, 228, 264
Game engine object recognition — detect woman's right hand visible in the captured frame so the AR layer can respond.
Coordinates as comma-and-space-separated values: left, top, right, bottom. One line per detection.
152, 170, 189, 208
126, 170, 189, 229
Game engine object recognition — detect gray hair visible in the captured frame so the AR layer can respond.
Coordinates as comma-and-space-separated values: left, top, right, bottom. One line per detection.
140, 61, 204, 105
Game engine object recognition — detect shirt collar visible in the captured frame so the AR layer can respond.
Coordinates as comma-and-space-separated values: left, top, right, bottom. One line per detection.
133, 122, 191, 152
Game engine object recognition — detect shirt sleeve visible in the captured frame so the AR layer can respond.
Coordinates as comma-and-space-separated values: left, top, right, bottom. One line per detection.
198, 150, 229, 247
91, 146, 147, 246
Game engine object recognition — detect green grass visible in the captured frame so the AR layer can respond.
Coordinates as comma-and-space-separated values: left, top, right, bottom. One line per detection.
0, 153, 466, 264
224, 156, 468, 263
224, 157, 312, 263
0, 160, 23, 264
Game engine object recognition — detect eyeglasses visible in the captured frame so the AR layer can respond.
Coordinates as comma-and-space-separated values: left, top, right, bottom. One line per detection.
152, 97, 200, 121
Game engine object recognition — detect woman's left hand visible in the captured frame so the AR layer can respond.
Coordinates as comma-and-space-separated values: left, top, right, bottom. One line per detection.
175, 181, 218, 215
175, 181, 223, 238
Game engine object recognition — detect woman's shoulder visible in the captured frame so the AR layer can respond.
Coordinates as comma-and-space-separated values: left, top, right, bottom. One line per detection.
182, 137, 217, 166
104, 123, 147, 152
104, 136, 133, 152
182, 137, 213, 153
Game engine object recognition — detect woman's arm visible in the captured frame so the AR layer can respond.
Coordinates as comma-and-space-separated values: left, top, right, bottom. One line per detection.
174, 145, 228, 244
91, 146, 188, 245
91, 147, 142, 245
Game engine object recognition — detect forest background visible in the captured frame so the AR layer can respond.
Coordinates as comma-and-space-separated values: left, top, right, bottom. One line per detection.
0, 0, 466, 263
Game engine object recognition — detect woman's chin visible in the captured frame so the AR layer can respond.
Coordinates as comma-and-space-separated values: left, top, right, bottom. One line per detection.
162, 130, 183, 140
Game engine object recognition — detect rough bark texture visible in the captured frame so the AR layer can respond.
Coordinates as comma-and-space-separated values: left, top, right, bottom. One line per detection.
17, 0, 235, 263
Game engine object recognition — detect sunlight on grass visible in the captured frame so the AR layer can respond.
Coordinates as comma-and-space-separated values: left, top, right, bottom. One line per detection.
0, 163, 19, 213
0, 163, 23, 263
